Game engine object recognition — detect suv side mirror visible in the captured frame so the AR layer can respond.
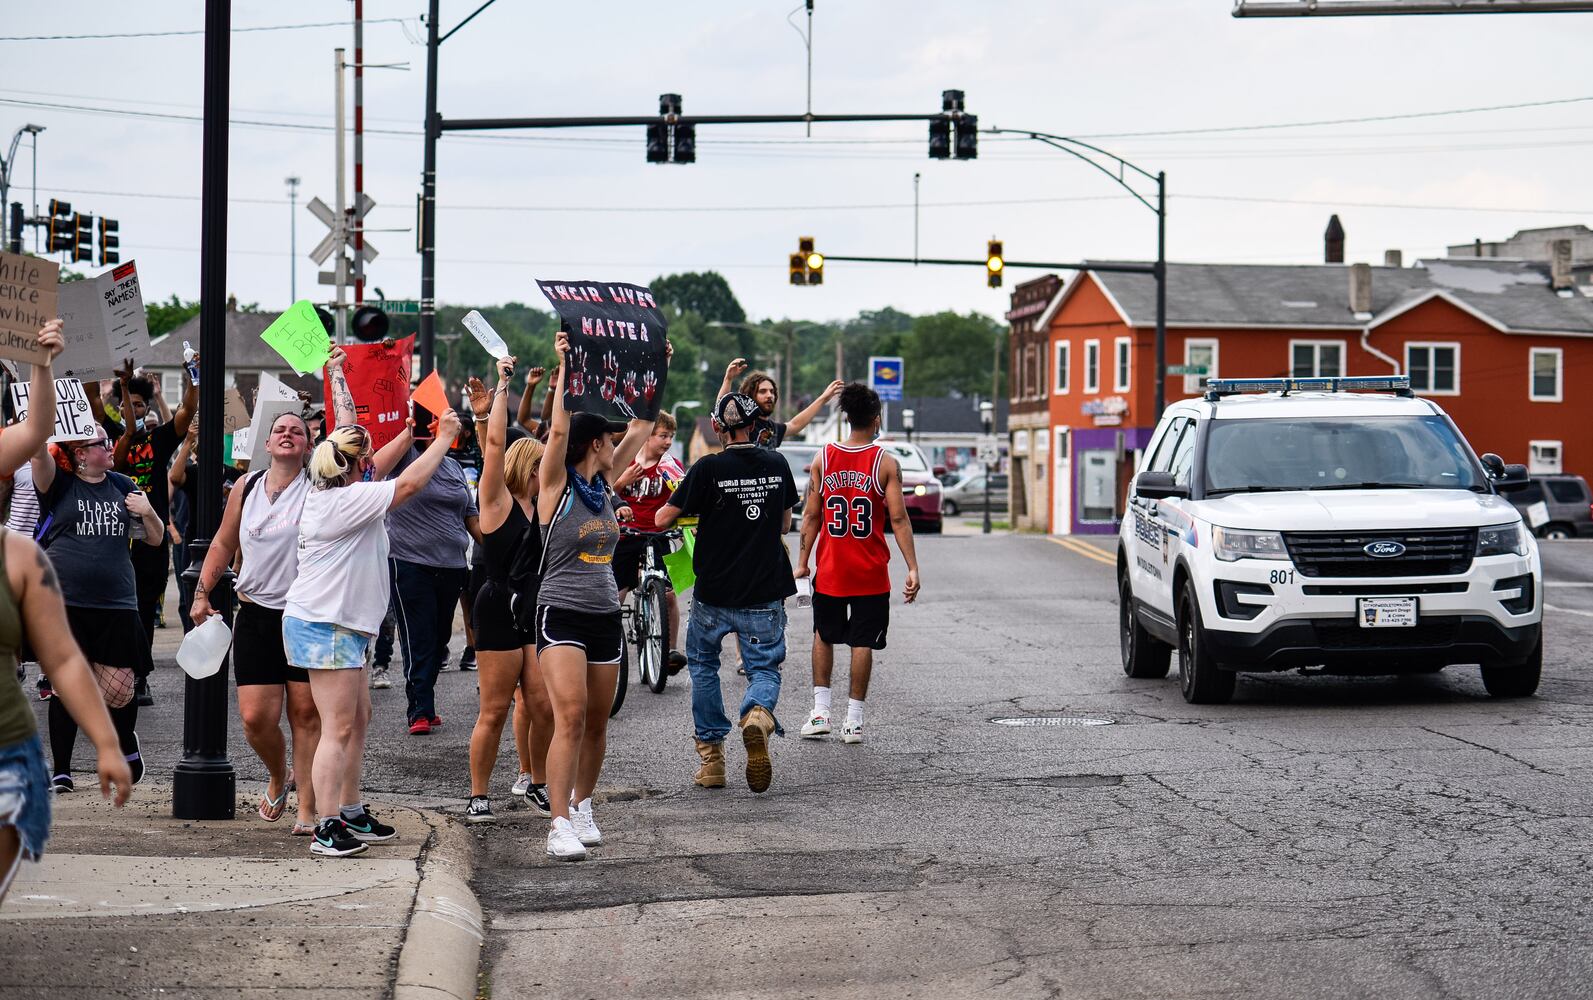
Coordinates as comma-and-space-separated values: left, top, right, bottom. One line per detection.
1479, 453, 1506, 478
1493, 464, 1532, 493
1135, 471, 1189, 500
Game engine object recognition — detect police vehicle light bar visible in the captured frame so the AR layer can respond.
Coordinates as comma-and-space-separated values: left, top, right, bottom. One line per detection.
1205, 375, 1412, 399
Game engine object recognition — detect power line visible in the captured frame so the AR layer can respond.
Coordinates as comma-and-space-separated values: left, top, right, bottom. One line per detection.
0, 18, 415, 42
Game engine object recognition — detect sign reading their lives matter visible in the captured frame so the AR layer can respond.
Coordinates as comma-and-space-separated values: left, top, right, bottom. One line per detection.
0, 251, 60, 366
10, 377, 98, 442
535, 279, 668, 422
322, 335, 414, 451
54, 261, 152, 381
260, 299, 332, 376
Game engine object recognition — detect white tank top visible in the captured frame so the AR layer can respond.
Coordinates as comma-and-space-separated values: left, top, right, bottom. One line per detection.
234, 470, 311, 610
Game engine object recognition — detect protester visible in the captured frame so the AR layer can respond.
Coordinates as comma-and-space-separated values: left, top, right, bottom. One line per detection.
382, 393, 481, 735
655, 392, 798, 794
537, 332, 657, 861
795, 383, 922, 745
0, 517, 133, 906
514, 365, 548, 438
612, 411, 687, 672
717, 358, 843, 449
285, 410, 461, 858
31, 425, 162, 794
463, 359, 554, 823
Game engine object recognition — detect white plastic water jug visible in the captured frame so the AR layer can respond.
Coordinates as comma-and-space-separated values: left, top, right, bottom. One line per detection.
177, 615, 232, 680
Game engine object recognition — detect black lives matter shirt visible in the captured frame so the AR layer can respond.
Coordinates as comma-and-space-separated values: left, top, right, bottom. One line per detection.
39, 472, 140, 610
669, 444, 798, 608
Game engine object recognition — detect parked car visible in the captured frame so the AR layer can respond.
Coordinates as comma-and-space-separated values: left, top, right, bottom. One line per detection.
876, 439, 943, 533
942, 472, 1009, 516
1506, 474, 1593, 539
777, 443, 822, 523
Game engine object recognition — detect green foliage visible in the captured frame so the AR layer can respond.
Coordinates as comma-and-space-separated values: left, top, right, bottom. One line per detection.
899, 311, 1007, 397
650, 272, 746, 325
146, 295, 202, 339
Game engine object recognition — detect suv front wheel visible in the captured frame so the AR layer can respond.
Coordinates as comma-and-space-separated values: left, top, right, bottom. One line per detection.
1120, 574, 1172, 679
1480, 632, 1542, 698
1178, 586, 1236, 705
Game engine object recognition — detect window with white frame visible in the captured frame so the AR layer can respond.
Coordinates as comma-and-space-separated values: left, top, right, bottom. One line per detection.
1529, 440, 1563, 475
1183, 339, 1217, 394
161, 371, 182, 401
1290, 340, 1344, 378
1054, 341, 1070, 394
1530, 347, 1562, 402
1405, 342, 1459, 395
1113, 337, 1131, 392
1012, 430, 1029, 455
1084, 340, 1100, 394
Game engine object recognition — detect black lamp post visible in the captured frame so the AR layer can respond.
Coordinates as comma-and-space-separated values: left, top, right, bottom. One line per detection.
979, 400, 994, 536
903, 407, 915, 444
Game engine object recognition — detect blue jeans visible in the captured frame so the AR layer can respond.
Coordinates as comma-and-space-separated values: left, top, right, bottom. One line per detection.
686, 599, 787, 744
390, 559, 468, 724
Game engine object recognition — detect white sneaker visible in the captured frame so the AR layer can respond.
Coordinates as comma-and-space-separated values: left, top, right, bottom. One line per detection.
800, 711, 832, 738
569, 799, 602, 847
511, 772, 533, 797
842, 720, 863, 744
545, 818, 587, 861
369, 665, 392, 690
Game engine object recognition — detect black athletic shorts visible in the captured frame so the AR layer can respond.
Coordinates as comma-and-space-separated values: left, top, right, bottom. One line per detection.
534, 605, 623, 664
611, 534, 672, 593
233, 602, 310, 686
472, 580, 534, 653
812, 592, 890, 650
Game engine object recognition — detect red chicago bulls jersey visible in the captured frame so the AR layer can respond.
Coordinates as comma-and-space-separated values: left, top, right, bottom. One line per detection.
815, 442, 891, 597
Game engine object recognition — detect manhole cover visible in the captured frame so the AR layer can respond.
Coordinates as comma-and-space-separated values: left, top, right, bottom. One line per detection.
989, 716, 1114, 727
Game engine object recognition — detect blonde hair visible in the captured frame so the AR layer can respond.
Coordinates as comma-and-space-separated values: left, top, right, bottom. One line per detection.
309, 424, 372, 487
504, 437, 545, 498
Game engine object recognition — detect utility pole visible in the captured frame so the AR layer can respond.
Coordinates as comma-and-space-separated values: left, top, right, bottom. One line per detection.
333, 49, 349, 342
285, 175, 300, 301
913, 171, 920, 261
419, 0, 440, 376
353, 0, 366, 307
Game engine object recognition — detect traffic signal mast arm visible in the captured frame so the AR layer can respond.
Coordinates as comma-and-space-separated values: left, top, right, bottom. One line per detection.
815, 254, 1155, 276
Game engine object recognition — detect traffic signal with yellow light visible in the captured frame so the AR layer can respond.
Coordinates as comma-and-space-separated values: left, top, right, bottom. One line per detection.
986, 239, 1004, 288
793, 237, 823, 285
98, 217, 120, 266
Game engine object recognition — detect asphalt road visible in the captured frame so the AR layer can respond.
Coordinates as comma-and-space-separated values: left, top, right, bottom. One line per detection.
84, 534, 1593, 999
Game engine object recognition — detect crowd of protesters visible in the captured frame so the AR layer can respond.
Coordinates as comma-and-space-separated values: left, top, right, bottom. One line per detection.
0, 315, 924, 882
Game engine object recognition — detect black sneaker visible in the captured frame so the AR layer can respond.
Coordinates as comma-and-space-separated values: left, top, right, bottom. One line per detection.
51, 773, 73, 794
37, 676, 52, 701
341, 808, 398, 843
465, 796, 495, 824
458, 646, 477, 671
310, 818, 369, 858
126, 733, 145, 785
666, 650, 686, 676
526, 783, 552, 817
134, 676, 154, 707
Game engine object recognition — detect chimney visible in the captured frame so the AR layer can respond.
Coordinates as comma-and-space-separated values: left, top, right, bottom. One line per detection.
1473, 237, 1483, 257
226, 293, 238, 312
1550, 238, 1574, 293
1349, 262, 1373, 319
1384, 249, 1403, 268
1324, 215, 1345, 264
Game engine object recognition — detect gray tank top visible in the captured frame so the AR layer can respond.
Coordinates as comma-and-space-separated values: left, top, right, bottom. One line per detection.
537, 483, 620, 613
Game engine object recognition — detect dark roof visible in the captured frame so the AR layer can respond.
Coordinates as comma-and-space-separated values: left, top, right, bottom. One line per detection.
1084, 259, 1593, 335
150, 311, 296, 367
881, 396, 1008, 435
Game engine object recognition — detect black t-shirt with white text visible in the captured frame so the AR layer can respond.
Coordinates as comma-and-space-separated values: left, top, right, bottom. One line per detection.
669, 444, 798, 608
39, 472, 139, 610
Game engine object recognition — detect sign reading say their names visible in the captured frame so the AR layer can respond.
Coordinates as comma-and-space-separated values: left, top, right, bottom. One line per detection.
54, 260, 152, 381
10, 377, 98, 442
0, 251, 60, 366
535, 279, 668, 422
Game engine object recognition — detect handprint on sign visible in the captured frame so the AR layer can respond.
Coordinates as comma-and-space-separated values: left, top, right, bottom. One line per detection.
642, 370, 658, 404
567, 345, 588, 396
622, 371, 639, 405
600, 351, 619, 403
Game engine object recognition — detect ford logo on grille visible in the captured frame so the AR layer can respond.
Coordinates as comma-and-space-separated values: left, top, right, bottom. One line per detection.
1363, 540, 1406, 558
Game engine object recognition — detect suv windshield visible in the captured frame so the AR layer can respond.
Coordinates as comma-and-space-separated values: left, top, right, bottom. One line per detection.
879, 443, 928, 473
1203, 415, 1485, 495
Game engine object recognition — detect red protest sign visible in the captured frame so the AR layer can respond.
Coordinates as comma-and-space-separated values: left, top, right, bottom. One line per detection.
323, 335, 414, 451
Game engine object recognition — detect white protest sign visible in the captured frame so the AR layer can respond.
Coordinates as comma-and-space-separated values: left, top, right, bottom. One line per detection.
256, 371, 301, 405
247, 400, 300, 467
231, 427, 252, 462
461, 310, 510, 359
54, 261, 153, 382
10, 377, 99, 442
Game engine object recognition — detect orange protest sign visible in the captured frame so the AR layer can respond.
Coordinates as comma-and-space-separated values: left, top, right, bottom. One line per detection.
408, 370, 455, 445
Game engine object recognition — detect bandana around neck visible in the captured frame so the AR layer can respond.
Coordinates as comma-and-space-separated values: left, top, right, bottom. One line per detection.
567, 466, 609, 514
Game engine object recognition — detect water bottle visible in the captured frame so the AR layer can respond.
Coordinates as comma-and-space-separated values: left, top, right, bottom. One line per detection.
176, 614, 232, 680
182, 341, 201, 386
794, 576, 812, 609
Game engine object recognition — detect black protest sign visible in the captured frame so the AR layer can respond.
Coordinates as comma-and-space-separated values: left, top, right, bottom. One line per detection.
535, 279, 668, 421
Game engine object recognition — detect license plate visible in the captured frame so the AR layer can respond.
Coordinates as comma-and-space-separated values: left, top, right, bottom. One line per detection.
1357, 597, 1418, 628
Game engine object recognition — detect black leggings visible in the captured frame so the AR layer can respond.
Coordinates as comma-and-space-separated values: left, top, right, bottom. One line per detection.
48, 696, 138, 779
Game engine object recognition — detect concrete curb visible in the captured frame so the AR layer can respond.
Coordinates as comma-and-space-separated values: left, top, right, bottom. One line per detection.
393, 809, 484, 1000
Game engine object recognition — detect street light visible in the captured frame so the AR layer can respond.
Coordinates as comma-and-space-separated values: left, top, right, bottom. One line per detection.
1, 124, 45, 252
671, 399, 701, 423
903, 407, 915, 443
979, 400, 994, 536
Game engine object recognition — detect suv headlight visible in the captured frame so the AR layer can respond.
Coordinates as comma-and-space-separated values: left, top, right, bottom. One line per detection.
1212, 526, 1289, 562
1476, 522, 1528, 557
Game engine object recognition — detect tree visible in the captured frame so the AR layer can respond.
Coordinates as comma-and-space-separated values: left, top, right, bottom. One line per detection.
898, 310, 1006, 398
146, 295, 202, 339
650, 271, 746, 326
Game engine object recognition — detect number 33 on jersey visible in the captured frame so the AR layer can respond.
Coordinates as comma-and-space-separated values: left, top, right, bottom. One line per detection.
815, 442, 892, 597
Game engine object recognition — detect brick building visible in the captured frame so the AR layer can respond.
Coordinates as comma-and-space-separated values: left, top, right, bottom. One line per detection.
1004, 274, 1061, 532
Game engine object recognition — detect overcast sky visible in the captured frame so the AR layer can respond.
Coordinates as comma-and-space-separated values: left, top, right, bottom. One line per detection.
5, 1, 1590, 326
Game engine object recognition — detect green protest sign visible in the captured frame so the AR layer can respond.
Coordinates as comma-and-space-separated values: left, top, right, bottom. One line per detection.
260, 300, 331, 375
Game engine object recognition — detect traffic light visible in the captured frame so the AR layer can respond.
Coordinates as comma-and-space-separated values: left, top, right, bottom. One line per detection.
47, 216, 72, 253
956, 113, 978, 160
48, 199, 71, 218
98, 217, 120, 266
789, 253, 806, 286
646, 121, 669, 163
928, 116, 951, 160
672, 123, 696, 164
791, 238, 823, 286
71, 213, 94, 263
351, 304, 390, 343
986, 239, 1004, 288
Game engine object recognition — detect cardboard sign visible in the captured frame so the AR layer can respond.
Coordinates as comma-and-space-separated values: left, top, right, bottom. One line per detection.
461, 310, 510, 359
0, 252, 60, 366
322, 335, 413, 451
54, 261, 152, 381
256, 370, 302, 407
535, 279, 668, 421
247, 400, 301, 467
221, 386, 250, 436
260, 300, 332, 376
10, 376, 98, 442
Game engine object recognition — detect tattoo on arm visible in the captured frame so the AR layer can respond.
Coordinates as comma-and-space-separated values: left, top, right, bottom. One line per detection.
330, 369, 357, 426
33, 548, 58, 594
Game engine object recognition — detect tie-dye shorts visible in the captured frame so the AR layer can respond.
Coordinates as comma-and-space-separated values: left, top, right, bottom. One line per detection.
282, 617, 373, 671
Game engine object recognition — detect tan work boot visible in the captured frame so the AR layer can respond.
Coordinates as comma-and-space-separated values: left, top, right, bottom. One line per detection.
694, 739, 726, 788
740, 706, 776, 793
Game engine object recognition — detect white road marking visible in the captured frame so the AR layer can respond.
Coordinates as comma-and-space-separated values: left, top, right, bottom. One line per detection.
1545, 603, 1593, 618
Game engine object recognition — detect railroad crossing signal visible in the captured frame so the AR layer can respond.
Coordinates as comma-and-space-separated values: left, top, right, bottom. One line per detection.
791, 237, 823, 285
986, 239, 1004, 288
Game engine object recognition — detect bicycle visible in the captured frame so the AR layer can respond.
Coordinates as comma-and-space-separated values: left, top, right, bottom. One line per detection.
616, 526, 683, 708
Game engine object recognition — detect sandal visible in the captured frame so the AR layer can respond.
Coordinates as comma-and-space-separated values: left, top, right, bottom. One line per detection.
257, 786, 289, 823
290, 821, 316, 836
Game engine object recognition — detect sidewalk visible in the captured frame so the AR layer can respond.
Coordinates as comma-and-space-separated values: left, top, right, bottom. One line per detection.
0, 783, 482, 999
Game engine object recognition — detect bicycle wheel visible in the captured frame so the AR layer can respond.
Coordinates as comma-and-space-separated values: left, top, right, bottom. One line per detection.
610, 640, 629, 718
640, 579, 670, 694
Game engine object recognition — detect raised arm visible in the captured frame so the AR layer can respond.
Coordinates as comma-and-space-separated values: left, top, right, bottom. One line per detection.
516, 365, 546, 435
170, 364, 200, 441
111, 360, 137, 469
190, 473, 249, 624
0, 321, 64, 475
476, 357, 515, 531
326, 347, 358, 428
717, 357, 747, 403
878, 454, 920, 604
785, 379, 844, 438
372, 423, 414, 480
391, 409, 462, 510
28, 442, 56, 499
538, 363, 559, 435
536, 335, 575, 518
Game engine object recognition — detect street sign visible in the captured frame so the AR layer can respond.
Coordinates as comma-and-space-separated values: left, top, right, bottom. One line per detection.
381, 299, 421, 315
976, 436, 999, 466
869, 355, 904, 401
306, 194, 378, 265
1166, 364, 1209, 376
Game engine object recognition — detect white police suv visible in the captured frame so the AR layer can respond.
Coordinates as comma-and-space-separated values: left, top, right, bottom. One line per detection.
1117, 376, 1542, 704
